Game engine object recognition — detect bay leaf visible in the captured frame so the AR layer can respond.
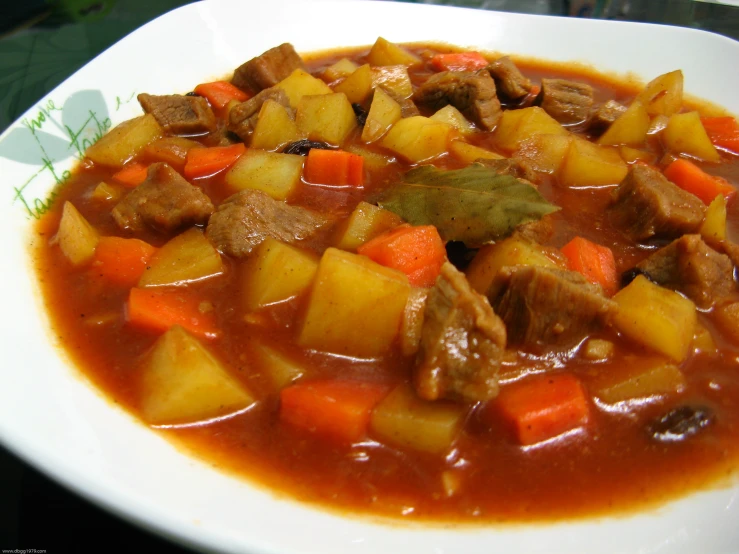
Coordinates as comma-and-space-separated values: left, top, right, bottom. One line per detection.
377, 164, 559, 247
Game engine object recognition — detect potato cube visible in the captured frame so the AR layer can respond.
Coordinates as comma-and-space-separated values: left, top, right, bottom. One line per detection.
333, 64, 373, 104
139, 227, 223, 287
296, 93, 357, 146
241, 237, 319, 311
55, 202, 99, 267
448, 140, 504, 165
250, 99, 302, 151
700, 194, 727, 242
597, 100, 650, 147
345, 144, 395, 171
612, 275, 697, 362
516, 133, 573, 174
663, 111, 721, 162
370, 383, 467, 454
380, 116, 452, 163
140, 326, 254, 425
618, 146, 656, 165
361, 87, 402, 143
275, 68, 333, 109
367, 37, 421, 67
298, 248, 410, 357
251, 342, 306, 391
430, 105, 476, 135
692, 323, 717, 355
581, 339, 614, 361
333, 201, 404, 251
225, 149, 304, 200
85, 114, 162, 168
636, 70, 683, 116
91, 182, 125, 203
322, 58, 359, 81
590, 356, 685, 404
371, 65, 413, 99
559, 139, 628, 187
494, 107, 568, 153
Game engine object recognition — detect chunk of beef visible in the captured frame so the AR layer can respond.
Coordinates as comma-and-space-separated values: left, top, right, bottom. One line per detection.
231, 43, 305, 93
414, 71, 501, 131
112, 163, 214, 233
206, 189, 333, 257
609, 165, 705, 241
589, 100, 627, 134
719, 240, 739, 271
635, 234, 735, 308
475, 156, 539, 184
400, 288, 429, 357
487, 56, 532, 100
489, 266, 616, 349
138, 94, 216, 136
228, 88, 292, 142
414, 263, 506, 402
538, 78, 594, 125
515, 214, 556, 243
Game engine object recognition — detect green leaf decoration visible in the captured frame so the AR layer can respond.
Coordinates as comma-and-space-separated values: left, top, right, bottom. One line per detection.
377, 164, 560, 247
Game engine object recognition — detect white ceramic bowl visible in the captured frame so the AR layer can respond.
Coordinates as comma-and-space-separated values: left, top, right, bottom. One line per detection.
1, 1, 738, 552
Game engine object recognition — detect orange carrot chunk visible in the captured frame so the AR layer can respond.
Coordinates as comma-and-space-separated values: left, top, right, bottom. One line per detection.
91, 237, 157, 287
430, 52, 489, 72
701, 116, 739, 154
357, 224, 446, 287
561, 236, 618, 295
111, 162, 149, 188
494, 373, 590, 446
280, 380, 390, 443
183, 143, 246, 180
663, 158, 735, 204
303, 149, 364, 187
126, 287, 220, 339
193, 80, 250, 109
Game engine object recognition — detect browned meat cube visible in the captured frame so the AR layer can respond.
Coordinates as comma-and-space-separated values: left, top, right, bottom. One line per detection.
489, 266, 616, 349
720, 240, 739, 269
414, 263, 506, 403
138, 94, 216, 136
475, 156, 539, 184
487, 56, 532, 100
231, 43, 305, 93
399, 288, 429, 357
414, 70, 501, 131
206, 189, 334, 257
609, 165, 705, 242
515, 215, 556, 244
589, 99, 627, 134
635, 234, 735, 308
538, 78, 594, 125
112, 163, 214, 233
228, 88, 292, 142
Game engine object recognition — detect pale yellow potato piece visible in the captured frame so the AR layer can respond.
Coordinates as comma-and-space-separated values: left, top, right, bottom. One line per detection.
618, 146, 656, 165
241, 237, 319, 311
362, 87, 402, 143
597, 100, 650, 147
251, 342, 306, 391
700, 194, 727, 241
367, 37, 421, 67
380, 116, 452, 163
663, 111, 721, 162
636, 70, 683, 116
590, 356, 685, 404
296, 93, 357, 146
430, 105, 476, 135
298, 248, 410, 358
494, 107, 567, 153
85, 114, 162, 168
333, 64, 373, 104
345, 144, 395, 171
370, 383, 467, 454
371, 65, 413, 99
448, 140, 504, 165
225, 149, 304, 200
90, 182, 125, 203
139, 227, 223, 287
692, 323, 717, 355
275, 68, 333, 109
322, 58, 359, 81
140, 326, 255, 425
516, 133, 573, 174
559, 139, 628, 187
612, 275, 697, 362
251, 99, 302, 151
333, 201, 403, 251
56, 201, 99, 267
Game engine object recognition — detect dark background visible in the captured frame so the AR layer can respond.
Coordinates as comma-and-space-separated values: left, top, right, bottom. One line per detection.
0, 0, 737, 552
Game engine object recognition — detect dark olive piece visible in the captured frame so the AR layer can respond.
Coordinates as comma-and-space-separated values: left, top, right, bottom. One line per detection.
352, 103, 368, 127
649, 405, 713, 443
283, 140, 333, 156
185, 91, 201, 97
445, 241, 478, 271
620, 267, 656, 288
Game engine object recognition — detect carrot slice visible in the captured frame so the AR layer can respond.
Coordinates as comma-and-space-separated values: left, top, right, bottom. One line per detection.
663, 158, 735, 204
493, 373, 590, 446
561, 236, 618, 295
430, 52, 489, 72
303, 149, 364, 187
701, 116, 739, 154
183, 143, 246, 180
111, 162, 149, 188
193, 81, 250, 109
280, 380, 390, 443
91, 237, 157, 287
357, 225, 446, 287
126, 287, 220, 339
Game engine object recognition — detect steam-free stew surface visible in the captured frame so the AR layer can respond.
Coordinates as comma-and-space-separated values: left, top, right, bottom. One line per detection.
34, 40, 739, 520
